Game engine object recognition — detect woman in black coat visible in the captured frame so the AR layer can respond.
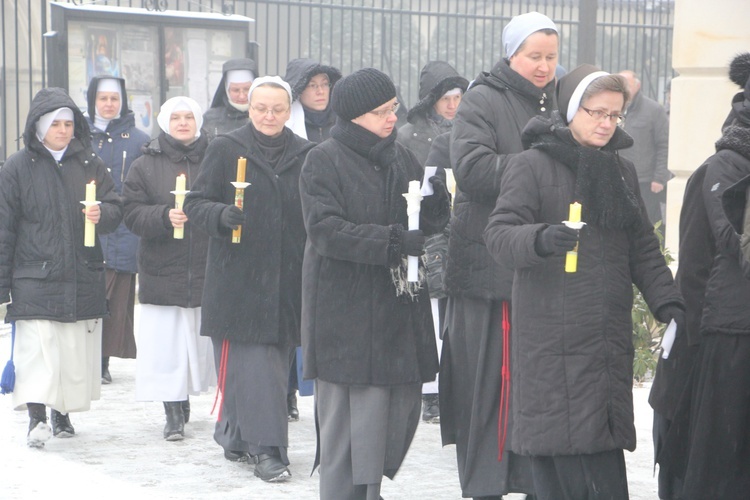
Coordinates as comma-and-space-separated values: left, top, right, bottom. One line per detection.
484, 65, 683, 499
299, 68, 450, 500
122, 96, 213, 441
184, 76, 314, 482
0, 87, 122, 447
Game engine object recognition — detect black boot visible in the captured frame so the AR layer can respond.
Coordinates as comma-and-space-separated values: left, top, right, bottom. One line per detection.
101, 356, 111, 384
287, 393, 299, 421
27, 403, 51, 448
50, 409, 75, 437
181, 398, 190, 424
422, 394, 440, 423
253, 453, 291, 482
163, 402, 185, 441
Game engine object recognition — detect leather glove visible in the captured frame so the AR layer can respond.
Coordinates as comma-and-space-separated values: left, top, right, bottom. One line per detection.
534, 224, 579, 257
220, 205, 244, 230
401, 229, 425, 256
656, 304, 685, 332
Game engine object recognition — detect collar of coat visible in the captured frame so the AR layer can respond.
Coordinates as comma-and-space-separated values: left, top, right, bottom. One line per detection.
524, 111, 643, 231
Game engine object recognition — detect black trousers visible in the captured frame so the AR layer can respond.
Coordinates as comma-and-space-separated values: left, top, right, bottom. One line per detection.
530, 449, 629, 500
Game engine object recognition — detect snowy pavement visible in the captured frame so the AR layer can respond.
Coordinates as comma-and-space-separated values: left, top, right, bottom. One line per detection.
0, 320, 661, 499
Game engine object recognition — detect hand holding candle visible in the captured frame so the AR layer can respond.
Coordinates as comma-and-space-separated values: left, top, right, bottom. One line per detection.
230, 157, 250, 244
171, 174, 189, 239
81, 180, 100, 247
402, 180, 424, 282
563, 202, 585, 273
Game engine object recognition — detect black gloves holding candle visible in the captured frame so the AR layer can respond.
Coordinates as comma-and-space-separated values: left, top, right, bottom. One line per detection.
535, 224, 579, 257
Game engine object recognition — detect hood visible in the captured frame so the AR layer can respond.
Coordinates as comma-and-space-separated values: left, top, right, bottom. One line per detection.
23, 87, 91, 151
209, 58, 259, 109
283, 58, 342, 102
407, 61, 468, 123
86, 75, 131, 119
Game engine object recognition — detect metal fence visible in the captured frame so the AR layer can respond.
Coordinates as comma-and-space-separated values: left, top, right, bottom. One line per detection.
1, 0, 673, 161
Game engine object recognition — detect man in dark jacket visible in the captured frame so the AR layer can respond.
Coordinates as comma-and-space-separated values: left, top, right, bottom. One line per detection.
202, 58, 257, 138
0, 87, 122, 448
618, 70, 671, 227
283, 58, 342, 143
86, 75, 150, 384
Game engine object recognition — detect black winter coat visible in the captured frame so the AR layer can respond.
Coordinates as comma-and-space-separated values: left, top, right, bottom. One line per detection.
0, 87, 122, 321
484, 117, 681, 456
184, 124, 314, 346
299, 125, 450, 386
122, 133, 210, 307
447, 58, 556, 300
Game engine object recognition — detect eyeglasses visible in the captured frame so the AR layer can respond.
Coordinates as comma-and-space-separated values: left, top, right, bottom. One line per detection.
250, 105, 290, 116
368, 102, 400, 118
306, 82, 331, 92
580, 106, 623, 124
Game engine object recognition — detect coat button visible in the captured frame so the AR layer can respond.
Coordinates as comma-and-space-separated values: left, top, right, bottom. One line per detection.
541, 107, 546, 112
108, 138, 113, 143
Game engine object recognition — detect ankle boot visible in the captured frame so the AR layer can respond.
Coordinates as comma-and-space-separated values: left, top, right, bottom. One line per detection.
422, 394, 440, 423
101, 357, 111, 384
181, 398, 190, 424
50, 409, 75, 437
163, 401, 185, 441
287, 393, 299, 421
27, 403, 51, 448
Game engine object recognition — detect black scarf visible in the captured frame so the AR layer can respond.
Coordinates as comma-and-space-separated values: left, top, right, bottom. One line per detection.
304, 105, 334, 129
526, 113, 642, 231
249, 123, 288, 169
716, 125, 750, 161
159, 133, 208, 164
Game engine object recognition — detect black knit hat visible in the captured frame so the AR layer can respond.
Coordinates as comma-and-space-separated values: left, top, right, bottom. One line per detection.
728, 52, 750, 127
331, 68, 397, 121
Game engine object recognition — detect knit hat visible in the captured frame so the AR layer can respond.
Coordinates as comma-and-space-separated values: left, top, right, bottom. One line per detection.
331, 68, 397, 121
556, 64, 609, 124
728, 52, 750, 127
157, 96, 203, 138
502, 11, 558, 57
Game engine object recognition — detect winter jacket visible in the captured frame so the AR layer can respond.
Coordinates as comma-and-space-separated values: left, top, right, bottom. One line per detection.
122, 133, 210, 308
483, 116, 681, 456
299, 122, 451, 386
620, 90, 671, 185
283, 58, 341, 143
183, 124, 314, 346
0, 87, 123, 321
447, 58, 556, 300
86, 75, 150, 273
398, 61, 468, 166
699, 125, 750, 336
202, 58, 258, 138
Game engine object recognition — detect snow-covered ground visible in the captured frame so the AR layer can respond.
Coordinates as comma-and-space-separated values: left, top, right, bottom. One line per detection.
0, 319, 661, 499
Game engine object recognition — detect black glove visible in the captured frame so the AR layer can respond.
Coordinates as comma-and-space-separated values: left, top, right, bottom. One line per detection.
401, 229, 425, 256
656, 304, 685, 332
220, 205, 244, 230
428, 175, 447, 196
535, 224, 579, 257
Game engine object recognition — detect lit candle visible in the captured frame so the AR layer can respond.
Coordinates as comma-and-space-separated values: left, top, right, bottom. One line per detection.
232, 157, 248, 244
565, 202, 582, 273
403, 180, 423, 282
173, 174, 187, 239
84, 181, 96, 247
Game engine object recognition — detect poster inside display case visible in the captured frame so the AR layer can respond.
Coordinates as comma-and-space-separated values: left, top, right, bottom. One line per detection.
49, 3, 255, 137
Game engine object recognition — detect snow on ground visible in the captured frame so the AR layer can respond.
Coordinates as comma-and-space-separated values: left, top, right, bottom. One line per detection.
0, 320, 661, 499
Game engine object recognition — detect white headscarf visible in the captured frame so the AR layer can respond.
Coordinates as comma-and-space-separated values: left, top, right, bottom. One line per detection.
225, 69, 255, 111
249, 76, 293, 106
94, 78, 122, 130
157, 96, 203, 139
565, 71, 610, 123
36, 107, 74, 143
502, 11, 558, 57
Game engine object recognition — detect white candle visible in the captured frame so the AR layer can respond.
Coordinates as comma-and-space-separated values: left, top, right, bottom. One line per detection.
84, 181, 96, 247
403, 180, 423, 282
174, 174, 186, 239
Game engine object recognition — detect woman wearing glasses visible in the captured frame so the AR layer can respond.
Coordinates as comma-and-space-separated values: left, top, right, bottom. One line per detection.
483, 65, 683, 499
283, 58, 342, 143
183, 76, 314, 483
299, 68, 450, 499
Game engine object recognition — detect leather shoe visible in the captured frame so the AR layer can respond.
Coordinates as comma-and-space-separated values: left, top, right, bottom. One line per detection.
253, 453, 291, 482
223, 449, 250, 462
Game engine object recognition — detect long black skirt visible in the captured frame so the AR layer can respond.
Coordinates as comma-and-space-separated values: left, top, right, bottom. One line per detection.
440, 295, 534, 497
